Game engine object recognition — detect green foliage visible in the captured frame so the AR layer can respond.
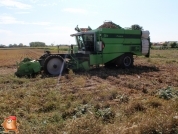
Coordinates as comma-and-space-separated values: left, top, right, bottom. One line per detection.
170, 42, 178, 48
73, 104, 90, 118
21, 57, 32, 62
0, 44, 6, 48
95, 107, 115, 123
150, 42, 153, 46
30, 42, 46, 47
19, 43, 23, 47
157, 86, 178, 100
8, 43, 24, 48
131, 24, 143, 30
61, 104, 92, 119
162, 43, 168, 47
116, 94, 129, 103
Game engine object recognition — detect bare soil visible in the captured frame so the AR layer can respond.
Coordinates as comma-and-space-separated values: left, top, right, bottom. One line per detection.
0, 66, 16, 75
0, 49, 178, 133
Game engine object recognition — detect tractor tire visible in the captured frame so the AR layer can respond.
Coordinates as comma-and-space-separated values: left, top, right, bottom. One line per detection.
118, 54, 133, 68
44, 55, 65, 76
39, 53, 50, 67
104, 62, 116, 68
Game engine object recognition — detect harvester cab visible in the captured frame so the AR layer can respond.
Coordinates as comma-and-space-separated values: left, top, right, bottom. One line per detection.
71, 31, 96, 53
71, 25, 104, 54
73, 26, 97, 52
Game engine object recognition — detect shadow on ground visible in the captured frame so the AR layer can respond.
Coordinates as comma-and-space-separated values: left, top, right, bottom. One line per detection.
76, 65, 160, 79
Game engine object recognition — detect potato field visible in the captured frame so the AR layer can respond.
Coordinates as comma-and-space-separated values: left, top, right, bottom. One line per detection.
0, 48, 178, 134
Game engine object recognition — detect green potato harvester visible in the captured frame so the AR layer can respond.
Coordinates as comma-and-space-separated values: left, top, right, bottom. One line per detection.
15, 21, 151, 77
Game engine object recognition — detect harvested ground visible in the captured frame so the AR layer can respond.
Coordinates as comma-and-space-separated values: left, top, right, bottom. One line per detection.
0, 49, 178, 134
59, 55, 178, 100
0, 67, 16, 75
1, 50, 178, 91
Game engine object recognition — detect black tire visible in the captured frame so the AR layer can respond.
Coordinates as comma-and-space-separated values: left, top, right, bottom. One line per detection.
118, 54, 133, 68
39, 53, 50, 67
104, 61, 116, 68
44, 55, 65, 76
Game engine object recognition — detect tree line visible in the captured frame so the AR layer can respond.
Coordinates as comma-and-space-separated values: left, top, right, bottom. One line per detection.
0, 42, 70, 48
0, 43, 26, 48
29, 42, 46, 47
0, 42, 46, 48
169, 42, 178, 48
162, 42, 178, 48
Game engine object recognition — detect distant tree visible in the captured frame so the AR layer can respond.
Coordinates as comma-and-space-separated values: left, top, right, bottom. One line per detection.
29, 42, 46, 47
29, 42, 35, 47
170, 42, 178, 48
19, 43, 23, 47
0, 44, 5, 48
13, 44, 17, 47
162, 43, 168, 47
9, 44, 13, 47
150, 42, 153, 46
161, 42, 169, 49
131, 24, 143, 30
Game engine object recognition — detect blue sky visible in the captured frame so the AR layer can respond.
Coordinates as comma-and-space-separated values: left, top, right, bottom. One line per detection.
0, 0, 178, 46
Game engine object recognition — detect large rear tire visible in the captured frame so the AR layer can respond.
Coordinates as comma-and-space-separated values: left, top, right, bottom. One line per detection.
118, 54, 133, 68
104, 61, 116, 68
39, 53, 50, 68
44, 55, 65, 76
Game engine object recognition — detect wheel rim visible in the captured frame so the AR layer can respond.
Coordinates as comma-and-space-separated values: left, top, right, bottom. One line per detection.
123, 56, 131, 67
47, 58, 63, 75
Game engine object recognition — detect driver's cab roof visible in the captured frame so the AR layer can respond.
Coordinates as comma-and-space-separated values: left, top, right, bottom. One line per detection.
70, 30, 96, 37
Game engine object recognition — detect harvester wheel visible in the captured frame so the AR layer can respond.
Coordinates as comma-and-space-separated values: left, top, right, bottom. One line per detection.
118, 54, 133, 68
39, 53, 50, 67
44, 55, 65, 76
104, 61, 116, 68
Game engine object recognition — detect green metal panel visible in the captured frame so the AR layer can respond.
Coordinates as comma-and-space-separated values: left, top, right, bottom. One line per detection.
90, 54, 103, 65
101, 33, 140, 38
102, 38, 141, 44
102, 53, 122, 63
124, 30, 141, 35
90, 53, 122, 65
102, 44, 141, 53
96, 28, 142, 56
97, 28, 142, 54
102, 38, 124, 44
123, 39, 141, 44
103, 44, 123, 53
79, 61, 90, 70
99, 28, 125, 34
